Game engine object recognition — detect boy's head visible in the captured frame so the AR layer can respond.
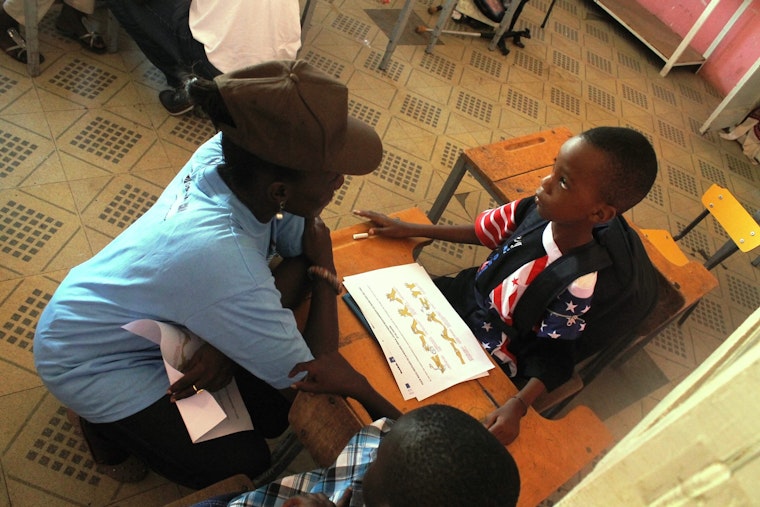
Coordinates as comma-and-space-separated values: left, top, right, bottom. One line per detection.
579, 126, 657, 214
361, 404, 520, 507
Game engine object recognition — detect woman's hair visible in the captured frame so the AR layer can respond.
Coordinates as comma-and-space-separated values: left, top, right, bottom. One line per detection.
378, 405, 520, 507
580, 126, 658, 214
186, 77, 303, 188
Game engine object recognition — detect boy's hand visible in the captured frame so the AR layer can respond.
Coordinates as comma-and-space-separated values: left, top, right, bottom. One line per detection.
483, 402, 523, 445
352, 210, 413, 238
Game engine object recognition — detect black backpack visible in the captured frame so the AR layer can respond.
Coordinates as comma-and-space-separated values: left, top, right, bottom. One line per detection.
478, 199, 659, 365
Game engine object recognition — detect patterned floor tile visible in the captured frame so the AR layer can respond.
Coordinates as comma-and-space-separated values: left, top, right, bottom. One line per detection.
0, 0, 758, 504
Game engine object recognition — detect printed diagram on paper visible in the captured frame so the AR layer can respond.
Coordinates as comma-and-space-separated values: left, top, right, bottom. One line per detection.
343, 263, 494, 400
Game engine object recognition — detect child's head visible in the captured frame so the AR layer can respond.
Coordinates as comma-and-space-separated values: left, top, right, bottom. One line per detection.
361, 404, 520, 507
579, 126, 658, 214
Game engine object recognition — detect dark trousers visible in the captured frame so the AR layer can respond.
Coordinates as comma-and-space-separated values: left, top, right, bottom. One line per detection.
80, 369, 291, 489
105, 0, 221, 88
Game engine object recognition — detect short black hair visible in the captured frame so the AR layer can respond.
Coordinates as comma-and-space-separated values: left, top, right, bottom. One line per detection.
580, 127, 658, 213
378, 405, 520, 507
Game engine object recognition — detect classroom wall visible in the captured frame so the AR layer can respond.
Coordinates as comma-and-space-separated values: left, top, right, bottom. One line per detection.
557, 307, 760, 506
634, 0, 760, 96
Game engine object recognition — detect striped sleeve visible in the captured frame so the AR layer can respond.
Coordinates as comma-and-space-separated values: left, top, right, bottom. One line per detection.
475, 200, 521, 249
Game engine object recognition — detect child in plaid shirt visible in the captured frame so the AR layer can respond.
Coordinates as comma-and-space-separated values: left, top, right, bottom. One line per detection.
205, 405, 519, 507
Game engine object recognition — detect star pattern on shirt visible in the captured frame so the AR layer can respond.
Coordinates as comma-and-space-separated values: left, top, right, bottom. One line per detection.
538, 295, 591, 340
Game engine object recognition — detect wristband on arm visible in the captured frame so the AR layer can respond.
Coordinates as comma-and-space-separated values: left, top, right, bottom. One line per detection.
307, 265, 342, 294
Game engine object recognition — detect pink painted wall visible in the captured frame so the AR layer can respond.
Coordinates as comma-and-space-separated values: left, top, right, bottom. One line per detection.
634, 0, 760, 96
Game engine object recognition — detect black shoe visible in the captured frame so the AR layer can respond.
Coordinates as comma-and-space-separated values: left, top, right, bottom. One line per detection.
159, 88, 193, 116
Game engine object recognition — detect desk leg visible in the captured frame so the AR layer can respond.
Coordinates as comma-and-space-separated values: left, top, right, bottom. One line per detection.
23, 0, 40, 77
428, 155, 468, 224
487, 0, 521, 52
379, 0, 414, 71
541, 0, 558, 28
424, 0, 458, 55
300, 0, 316, 48
106, 10, 120, 53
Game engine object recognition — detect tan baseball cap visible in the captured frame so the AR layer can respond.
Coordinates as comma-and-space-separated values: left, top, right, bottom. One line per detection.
214, 60, 383, 175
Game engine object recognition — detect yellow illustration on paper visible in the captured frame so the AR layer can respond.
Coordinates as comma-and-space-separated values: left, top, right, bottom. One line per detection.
343, 263, 494, 401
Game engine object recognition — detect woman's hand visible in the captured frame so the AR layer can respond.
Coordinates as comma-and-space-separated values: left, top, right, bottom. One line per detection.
168, 343, 238, 402
302, 216, 334, 268
289, 351, 368, 399
483, 398, 525, 445
290, 352, 401, 420
352, 210, 414, 238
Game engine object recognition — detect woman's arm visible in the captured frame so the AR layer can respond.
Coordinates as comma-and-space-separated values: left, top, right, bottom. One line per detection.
274, 218, 338, 357
289, 352, 402, 421
353, 210, 481, 245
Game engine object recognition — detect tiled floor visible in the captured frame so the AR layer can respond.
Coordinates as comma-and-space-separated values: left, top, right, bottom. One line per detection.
1, 0, 759, 505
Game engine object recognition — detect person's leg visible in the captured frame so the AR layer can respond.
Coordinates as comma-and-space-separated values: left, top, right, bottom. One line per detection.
83, 368, 289, 489
173, 2, 221, 80
105, 0, 188, 88
234, 367, 292, 439
117, 0, 198, 114
57, 0, 106, 53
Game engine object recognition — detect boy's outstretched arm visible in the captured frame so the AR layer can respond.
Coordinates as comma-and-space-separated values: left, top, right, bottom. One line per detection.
353, 210, 481, 245
483, 377, 546, 445
289, 351, 402, 421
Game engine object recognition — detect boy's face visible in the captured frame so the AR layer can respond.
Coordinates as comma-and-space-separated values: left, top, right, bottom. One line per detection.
535, 136, 612, 224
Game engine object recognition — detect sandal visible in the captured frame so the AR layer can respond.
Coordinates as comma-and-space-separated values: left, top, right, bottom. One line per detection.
1, 27, 44, 64
55, 6, 107, 54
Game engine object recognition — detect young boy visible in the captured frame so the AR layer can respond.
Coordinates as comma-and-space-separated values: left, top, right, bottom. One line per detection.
354, 126, 658, 445
218, 404, 520, 507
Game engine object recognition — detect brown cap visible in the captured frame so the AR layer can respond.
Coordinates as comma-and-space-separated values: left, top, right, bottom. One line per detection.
214, 60, 383, 175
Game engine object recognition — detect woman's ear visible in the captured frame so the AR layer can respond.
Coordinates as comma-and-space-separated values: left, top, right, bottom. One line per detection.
267, 181, 288, 203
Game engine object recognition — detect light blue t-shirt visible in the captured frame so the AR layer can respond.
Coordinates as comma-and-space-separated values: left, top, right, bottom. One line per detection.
34, 133, 315, 423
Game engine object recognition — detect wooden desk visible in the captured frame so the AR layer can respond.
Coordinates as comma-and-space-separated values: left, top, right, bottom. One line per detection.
289, 207, 613, 507
428, 127, 573, 223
